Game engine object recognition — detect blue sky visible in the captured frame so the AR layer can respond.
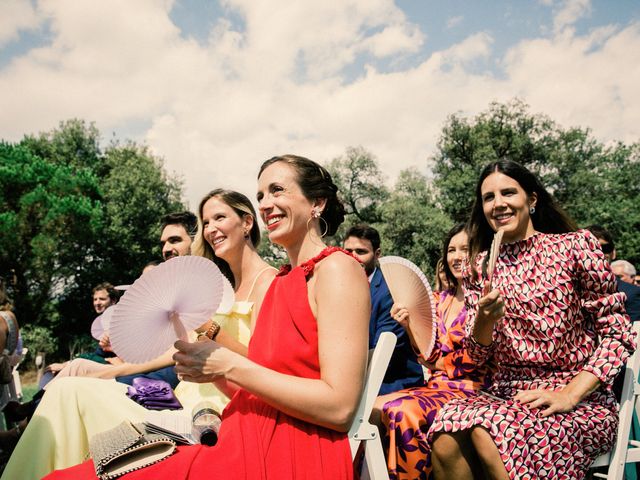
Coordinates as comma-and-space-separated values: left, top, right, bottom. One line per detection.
1, 0, 639, 208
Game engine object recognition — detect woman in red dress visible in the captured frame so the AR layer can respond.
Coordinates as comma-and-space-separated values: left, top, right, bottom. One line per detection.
45, 155, 370, 480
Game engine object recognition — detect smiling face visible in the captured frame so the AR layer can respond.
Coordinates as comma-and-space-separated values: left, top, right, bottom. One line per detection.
201, 196, 252, 261
481, 171, 537, 243
446, 230, 468, 282
257, 161, 319, 248
92, 289, 112, 314
160, 224, 192, 260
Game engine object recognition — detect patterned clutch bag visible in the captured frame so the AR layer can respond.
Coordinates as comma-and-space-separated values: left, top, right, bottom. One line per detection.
89, 420, 176, 479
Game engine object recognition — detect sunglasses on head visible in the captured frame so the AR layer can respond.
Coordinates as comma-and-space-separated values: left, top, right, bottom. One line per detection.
600, 243, 614, 254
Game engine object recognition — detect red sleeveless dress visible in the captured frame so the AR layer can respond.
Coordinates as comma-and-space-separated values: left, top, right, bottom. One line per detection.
45, 247, 354, 480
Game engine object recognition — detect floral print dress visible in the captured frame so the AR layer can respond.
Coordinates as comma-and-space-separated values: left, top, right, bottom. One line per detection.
430, 230, 636, 479
380, 289, 489, 480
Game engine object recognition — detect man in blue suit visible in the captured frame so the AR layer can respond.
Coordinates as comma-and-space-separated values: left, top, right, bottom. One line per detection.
612, 260, 640, 322
588, 225, 640, 322
343, 225, 424, 395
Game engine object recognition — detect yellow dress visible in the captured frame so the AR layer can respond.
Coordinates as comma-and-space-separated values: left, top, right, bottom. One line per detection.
1, 302, 253, 480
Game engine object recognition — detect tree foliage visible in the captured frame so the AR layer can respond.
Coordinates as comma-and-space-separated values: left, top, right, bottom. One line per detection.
326, 146, 389, 225
378, 168, 452, 278
328, 148, 454, 280
1, 120, 185, 357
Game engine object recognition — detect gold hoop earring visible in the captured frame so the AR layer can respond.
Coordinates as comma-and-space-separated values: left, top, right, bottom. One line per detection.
305, 215, 329, 238
318, 217, 329, 238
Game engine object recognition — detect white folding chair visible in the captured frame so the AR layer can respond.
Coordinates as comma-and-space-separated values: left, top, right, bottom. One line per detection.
349, 331, 396, 480
8, 347, 28, 402
591, 322, 640, 479
0, 347, 28, 427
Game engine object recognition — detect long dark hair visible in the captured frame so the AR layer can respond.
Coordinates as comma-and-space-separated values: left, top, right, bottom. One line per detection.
258, 155, 346, 236
467, 159, 576, 279
441, 223, 468, 289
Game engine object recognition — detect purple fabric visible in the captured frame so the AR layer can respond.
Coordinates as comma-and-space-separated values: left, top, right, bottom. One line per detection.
126, 378, 183, 410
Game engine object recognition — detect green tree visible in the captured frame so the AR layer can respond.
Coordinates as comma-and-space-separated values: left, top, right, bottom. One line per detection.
326, 146, 389, 226
0, 142, 103, 333
1, 120, 186, 358
378, 168, 452, 278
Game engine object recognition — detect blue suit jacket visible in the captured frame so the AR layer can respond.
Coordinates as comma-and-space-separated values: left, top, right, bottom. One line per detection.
619, 280, 640, 322
369, 268, 424, 394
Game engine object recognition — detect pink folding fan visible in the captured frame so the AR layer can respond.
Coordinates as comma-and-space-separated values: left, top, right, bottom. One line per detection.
109, 256, 225, 363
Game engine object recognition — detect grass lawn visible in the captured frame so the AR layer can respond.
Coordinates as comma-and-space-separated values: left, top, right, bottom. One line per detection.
17, 369, 38, 403
21, 383, 38, 403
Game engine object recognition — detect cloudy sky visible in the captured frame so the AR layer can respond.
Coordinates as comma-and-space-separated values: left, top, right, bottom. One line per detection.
1, 0, 639, 208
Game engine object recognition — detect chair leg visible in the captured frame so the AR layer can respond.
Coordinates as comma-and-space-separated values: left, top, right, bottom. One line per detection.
363, 437, 390, 480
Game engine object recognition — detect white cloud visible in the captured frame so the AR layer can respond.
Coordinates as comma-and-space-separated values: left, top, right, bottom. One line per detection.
0, 0, 638, 213
0, 0, 41, 47
553, 0, 592, 34
446, 16, 463, 29
502, 22, 640, 143
362, 23, 424, 57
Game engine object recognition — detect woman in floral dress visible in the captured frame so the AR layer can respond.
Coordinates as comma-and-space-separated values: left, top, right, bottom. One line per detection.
430, 159, 635, 479
378, 223, 490, 480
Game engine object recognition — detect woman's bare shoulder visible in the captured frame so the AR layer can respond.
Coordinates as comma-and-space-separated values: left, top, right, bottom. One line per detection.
315, 250, 365, 280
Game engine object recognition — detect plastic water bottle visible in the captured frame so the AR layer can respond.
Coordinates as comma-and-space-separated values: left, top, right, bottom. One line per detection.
191, 401, 222, 446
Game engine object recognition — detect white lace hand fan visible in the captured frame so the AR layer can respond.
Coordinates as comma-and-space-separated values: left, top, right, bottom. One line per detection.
91, 306, 115, 341
109, 256, 225, 363
378, 256, 437, 359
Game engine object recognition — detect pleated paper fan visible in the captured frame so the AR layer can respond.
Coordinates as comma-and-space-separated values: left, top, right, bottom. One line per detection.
109, 256, 225, 363
114, 285, 130, 291
90, 305, 116, 341
218, 276, 235, 315
378, 256, 437, 359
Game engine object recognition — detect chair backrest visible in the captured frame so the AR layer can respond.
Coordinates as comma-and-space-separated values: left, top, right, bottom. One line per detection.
0, 347, 28, 413
591, 322, 640, 479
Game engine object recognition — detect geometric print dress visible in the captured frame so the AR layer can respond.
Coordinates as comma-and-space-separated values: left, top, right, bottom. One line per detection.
380, 289, 490, 480
430, 230, 636, 479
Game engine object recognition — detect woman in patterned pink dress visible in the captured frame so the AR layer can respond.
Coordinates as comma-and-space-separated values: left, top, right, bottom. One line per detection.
430, 159, 635, 480
378, 223, 490, 480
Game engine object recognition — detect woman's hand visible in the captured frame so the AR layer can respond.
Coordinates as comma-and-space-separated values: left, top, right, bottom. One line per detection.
473, 281, 504, 345
514, 388, 579, 417
99, 332, 113, 352
105, 356, 124, 365
423, 357, 445, 372
390, 304, 410, 329
173, 339, 236, 383
45, 362, 67, 374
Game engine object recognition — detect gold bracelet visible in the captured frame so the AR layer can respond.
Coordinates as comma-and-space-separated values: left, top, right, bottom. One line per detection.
205, 320, 221, 340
